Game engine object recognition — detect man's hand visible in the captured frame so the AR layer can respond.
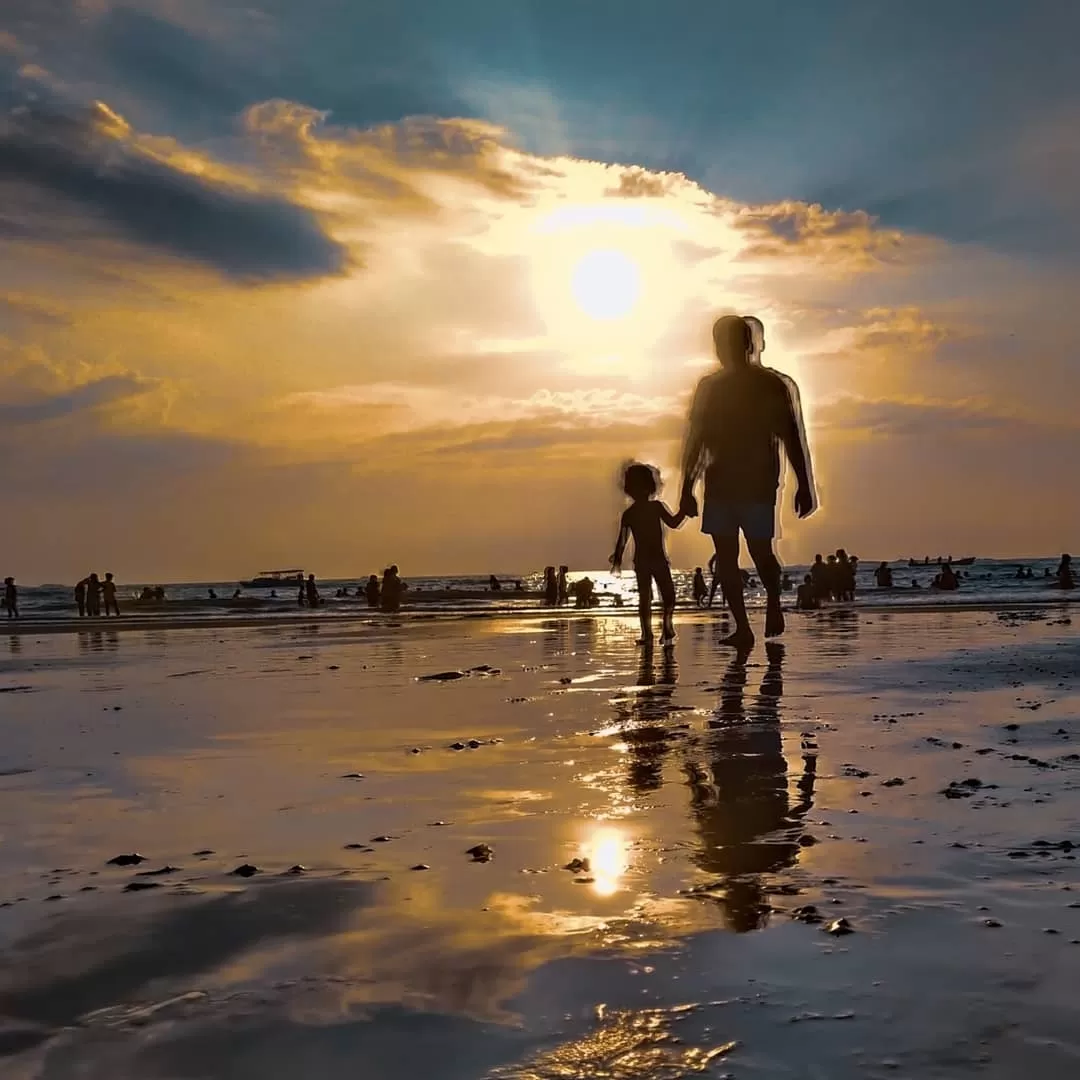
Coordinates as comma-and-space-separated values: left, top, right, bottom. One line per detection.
679, 490, 699, 518
794, 484, 815, 519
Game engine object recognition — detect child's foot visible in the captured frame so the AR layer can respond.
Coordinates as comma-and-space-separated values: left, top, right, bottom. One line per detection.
765, 599, 785, 638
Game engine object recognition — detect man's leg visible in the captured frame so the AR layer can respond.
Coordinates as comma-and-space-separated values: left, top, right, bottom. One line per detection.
747, 538, 784, 637
712, 534, 753, 646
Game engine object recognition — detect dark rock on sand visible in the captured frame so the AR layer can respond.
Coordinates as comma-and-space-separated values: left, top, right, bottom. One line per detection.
230, 864, 260, 877
344, 843, 373, 851
136, 865, 181, 876
192, 850, 215, 857
466, 844, 493, 862
564, 857, 591, 873
107, 853, 147, 866
283, 865, 309, 875
882, 777, 905, 787
124, 881, 163, 892
427, 820, 452, 827
410, 864, 431, 871
983, 918, 1003, 928
467, 739, 483, 749
371, 836, 394, 843
340, 773, 365, 779
449, 742, 467, 751
798, 834, 818, 847
420, 671, 467, 682
791, 905, 823, 925
824, 918, 854, 936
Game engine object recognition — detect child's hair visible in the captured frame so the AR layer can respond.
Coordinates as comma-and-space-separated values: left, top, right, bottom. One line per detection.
803, 574, 812, 584
623, 462, 658, 499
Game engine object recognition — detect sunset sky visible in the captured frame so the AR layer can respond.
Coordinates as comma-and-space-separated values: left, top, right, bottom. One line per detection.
2, 1, 1078, 581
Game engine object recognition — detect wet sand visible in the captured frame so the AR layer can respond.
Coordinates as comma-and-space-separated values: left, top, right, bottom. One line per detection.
1, 609, 1079, 1078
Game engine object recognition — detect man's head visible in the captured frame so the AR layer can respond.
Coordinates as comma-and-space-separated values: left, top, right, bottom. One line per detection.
742, 315, 765, 362
712, 315, 753, 369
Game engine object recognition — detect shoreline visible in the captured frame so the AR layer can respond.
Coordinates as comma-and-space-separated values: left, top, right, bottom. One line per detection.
1, 593, 1075, 636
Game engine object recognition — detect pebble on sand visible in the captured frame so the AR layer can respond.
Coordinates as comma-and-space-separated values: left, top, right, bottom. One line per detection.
124, 881, 163, 892
230, 864, 260, 877
419, 671, 467, 682
466, 844, 493, 862
340, 773, 365, 779
107, 854, 147, 867
824, 918, 854, 936
410, 864, 431, 871
564, 857, 591, 873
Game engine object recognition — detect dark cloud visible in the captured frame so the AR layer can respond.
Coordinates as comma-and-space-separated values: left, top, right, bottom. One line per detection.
0, 89, 348, 281
0, 373, 152, 424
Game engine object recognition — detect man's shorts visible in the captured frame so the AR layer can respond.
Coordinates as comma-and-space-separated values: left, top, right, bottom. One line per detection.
701, 500, 776, 541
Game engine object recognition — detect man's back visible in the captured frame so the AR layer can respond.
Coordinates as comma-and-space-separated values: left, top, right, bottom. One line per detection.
693, 365, 793, 502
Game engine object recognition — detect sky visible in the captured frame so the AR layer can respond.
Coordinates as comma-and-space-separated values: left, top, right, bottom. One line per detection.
2, 0, 1079, 581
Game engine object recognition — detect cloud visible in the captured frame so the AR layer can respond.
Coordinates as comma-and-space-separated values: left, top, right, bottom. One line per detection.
732, 201, 914, 265
0, 89, 349, 281
0, 373, 153, 424
813, 395, 1034, 437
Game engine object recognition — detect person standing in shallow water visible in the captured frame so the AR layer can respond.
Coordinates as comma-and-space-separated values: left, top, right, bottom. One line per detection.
679, 315, 815, 648
102, 573, 120, 617
3, 577, 17, 619
74, 578, 87, 617
86, 573, 102, 617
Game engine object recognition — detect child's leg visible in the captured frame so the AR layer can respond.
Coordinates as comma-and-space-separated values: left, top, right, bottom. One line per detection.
634, 569, 654, 641
656, 564, 677, 641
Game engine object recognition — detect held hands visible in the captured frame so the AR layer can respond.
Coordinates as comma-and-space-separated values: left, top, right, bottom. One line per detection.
794, 484, 815, 519
679, 491, 699, 518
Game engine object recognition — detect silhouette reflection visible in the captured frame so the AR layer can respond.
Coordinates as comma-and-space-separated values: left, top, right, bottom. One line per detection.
683, 642, 816, 931
612, 643, 680, 795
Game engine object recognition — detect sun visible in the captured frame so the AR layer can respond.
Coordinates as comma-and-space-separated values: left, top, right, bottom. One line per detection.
527, 203, 689, 373
570, 248, 642, 321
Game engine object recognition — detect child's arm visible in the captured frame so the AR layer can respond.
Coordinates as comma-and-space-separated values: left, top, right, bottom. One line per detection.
658, 502, 686, 529
610, 512, 631, 571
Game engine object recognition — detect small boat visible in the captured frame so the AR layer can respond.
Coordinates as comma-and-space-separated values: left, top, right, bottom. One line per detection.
241, 569, 304, 588
952, 556, 976, 566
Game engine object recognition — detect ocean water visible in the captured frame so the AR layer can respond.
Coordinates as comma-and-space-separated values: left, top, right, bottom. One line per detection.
7, 558, 1073, 621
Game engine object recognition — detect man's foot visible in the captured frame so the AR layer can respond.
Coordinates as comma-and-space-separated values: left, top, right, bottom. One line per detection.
765, 598, 785, 638
661, 628, 677, 645
718, 630, 754, 649
637, 634, 655, 646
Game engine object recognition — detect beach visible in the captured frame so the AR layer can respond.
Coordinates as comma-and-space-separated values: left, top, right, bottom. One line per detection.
2, 607, 1079, 1078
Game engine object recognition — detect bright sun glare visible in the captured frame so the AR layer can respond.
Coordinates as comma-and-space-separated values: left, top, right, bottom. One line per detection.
570, 248, 642, 321
529, 204, 689, 373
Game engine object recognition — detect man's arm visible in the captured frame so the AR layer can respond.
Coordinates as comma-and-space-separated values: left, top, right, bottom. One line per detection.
775, 373, 815, 517
679, 378, 711, 515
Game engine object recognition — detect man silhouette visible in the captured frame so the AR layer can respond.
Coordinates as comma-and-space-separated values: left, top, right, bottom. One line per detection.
679, 315, 815, 648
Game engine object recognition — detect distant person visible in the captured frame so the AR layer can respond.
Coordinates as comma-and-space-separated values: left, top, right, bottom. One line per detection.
103, 572, 120, 617
795, 574, 819, 610
153, 586, 165, 601
610, 462, 686, 644
543, 566, 558, 605
679, 314, 814, 648
1025, 567, 1034, 579
825, 554, 839, 601
3, 577, 17, 619
208, 588, 217, 599
365, 574, 381, 607
74, 578, 87, 617
1015, 566, 1026, 580
572, 575, 597, 608
381, 565, 403, 612
911, 579, 922, 589
692, 567, 708, 607
810, 553, 827, 598
489, 574, 502, 591
557, 565, 569, 605
874, 561, 894, 588
305, 574, 321, 608
781, 573, 793, 591
86, 573, 102, 617
297, 582, 306, 607
514, 580, 524, 591
1057, 554, 1074, 590
936, 564, 959, 591
836, 549, 855, 602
